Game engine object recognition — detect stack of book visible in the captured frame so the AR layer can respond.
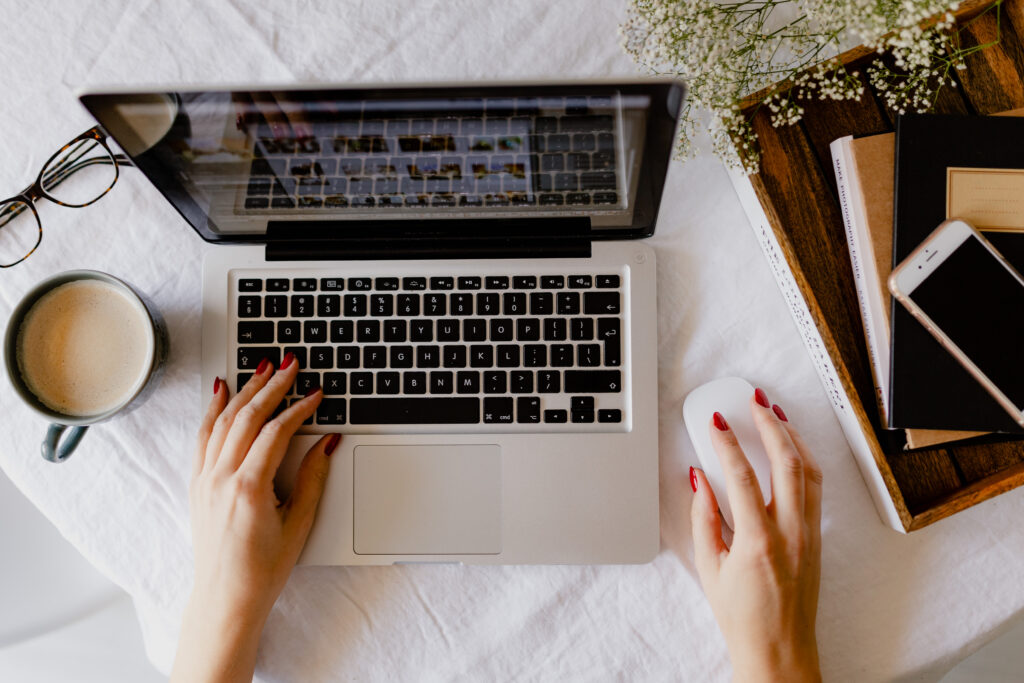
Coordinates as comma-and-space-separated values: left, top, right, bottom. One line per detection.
831, 108, 1024, 449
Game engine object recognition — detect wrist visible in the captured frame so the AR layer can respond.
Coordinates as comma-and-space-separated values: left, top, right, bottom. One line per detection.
730, 642, 820, 683
171, 592, 269, 683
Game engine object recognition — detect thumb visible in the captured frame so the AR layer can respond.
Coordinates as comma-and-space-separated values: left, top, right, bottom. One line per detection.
691, 467, 727, 588
284, 434, 339, 543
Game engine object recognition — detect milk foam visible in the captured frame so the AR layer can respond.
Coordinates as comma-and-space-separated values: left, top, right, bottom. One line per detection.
17, 280, 152, 417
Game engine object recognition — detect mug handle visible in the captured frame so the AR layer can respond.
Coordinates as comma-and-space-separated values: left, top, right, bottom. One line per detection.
42, 424, 89, 463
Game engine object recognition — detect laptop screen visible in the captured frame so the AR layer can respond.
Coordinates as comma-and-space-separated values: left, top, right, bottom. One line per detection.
80, 81, 683, 243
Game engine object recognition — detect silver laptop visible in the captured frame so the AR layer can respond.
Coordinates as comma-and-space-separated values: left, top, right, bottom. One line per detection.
80, 80, 684, 565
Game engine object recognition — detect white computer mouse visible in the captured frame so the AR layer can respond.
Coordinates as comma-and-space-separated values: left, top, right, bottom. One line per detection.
682, 376, 773, 530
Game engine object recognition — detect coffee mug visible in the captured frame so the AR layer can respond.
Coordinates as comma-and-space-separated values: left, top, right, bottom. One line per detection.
3, 270, 168, 463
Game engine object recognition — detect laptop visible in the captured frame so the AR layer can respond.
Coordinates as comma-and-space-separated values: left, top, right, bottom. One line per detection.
80, 80, 684, 565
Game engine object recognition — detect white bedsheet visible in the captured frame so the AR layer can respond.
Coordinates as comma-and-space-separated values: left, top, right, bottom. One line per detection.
2, 1, 1023, 680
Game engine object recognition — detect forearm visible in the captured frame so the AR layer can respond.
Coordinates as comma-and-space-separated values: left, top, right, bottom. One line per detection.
171, 596, 267, 683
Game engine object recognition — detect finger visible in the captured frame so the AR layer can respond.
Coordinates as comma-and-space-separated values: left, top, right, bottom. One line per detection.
779, 416, 823, 547
284, 433, 339, 546
690, 467, 727, 587
709, 412, 768, 534
242, 388, 323, 483
250, 91, 294, 139
204, 359, 275, 472
215, 353, 302, 473
271, 91, 313, 139
193, 377, 229, 481
750, 389, 804, 539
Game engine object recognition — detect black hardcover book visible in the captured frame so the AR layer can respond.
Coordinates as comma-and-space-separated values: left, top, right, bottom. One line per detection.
891, 113, 1024, 432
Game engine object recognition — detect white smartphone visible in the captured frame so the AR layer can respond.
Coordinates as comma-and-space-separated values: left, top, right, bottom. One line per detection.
889, 218, 1024, 428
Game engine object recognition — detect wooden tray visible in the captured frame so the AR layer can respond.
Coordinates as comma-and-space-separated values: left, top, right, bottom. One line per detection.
738, 0, 1024, 530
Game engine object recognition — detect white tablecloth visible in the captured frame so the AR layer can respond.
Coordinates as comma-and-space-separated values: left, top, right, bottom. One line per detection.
2, 1, 1023, 680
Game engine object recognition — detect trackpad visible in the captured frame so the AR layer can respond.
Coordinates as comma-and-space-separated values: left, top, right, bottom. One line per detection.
353, 445, 502, 555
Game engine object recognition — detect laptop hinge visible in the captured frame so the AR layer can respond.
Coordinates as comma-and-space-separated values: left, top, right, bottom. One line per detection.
263, 218, 592, 261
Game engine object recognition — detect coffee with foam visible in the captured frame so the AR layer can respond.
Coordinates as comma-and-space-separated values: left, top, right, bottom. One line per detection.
16, 280, 153, 417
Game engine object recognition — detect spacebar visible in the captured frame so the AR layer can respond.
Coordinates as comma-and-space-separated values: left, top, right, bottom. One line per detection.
349, 398, 481, 424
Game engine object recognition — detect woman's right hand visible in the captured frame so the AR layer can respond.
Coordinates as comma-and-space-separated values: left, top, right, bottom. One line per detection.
690, 388, 823, 683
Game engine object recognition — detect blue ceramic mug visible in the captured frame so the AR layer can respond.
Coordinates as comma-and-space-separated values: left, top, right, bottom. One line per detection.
3, 270, 168, 463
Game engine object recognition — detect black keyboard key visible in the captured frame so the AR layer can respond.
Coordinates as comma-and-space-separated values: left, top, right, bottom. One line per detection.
580, 171, 616, 190
476, 292, 500, 315
384, 319, 407, 342
443, 345, 467, 368
571, 397, 595, 411
283, 346, 307, 369
490, 319, 513, 341
516, 318, 540, 341
483, 397, 513, 423
594, 191, 619, 205
237, 347, 279, 371
544, 409, 567, 423
464, 319, 487, 341
291, 295, 314, 317
598, 409, 622, 423
238, 321, 273, 343
517, 396, 541, 423
397, 294, 420, 316
539, 193, 564, 206
295, 372, 320, 396
524, 344, 546, 367
304, 320, 328, 343
557, 292, 580, 315
317, 294, 340, 317
337, 346, 360, 368
320, 278, 345, 291
403, 277, 427, 290
571, 410, 595, 424
309, 346, 333, 369
324, 372, 347, 395
537, 370, 560, 393
584, 291, 620, 315
458, 276, 481, 290
511, 371, 533, 393
430, 277, 454, 290
503, 293, 527, 315
530, 292, 553, 315
376, 277, 399, 291
267, 278, 289, 292
551, 344, 574, 367
410, 320, 433, 342
357, 320, 381, 342
430, 371, 453, 394
485, 276, 509, 289
404, 372, 427, 394
568, 275, 592, 288
236, 373, 253, 393
351, 398, 480, 424
437, 320, 460, 341
417, 345, 440, 368
596, 275, 620, 288
238, 296, 261, 318
567, 192, 590, 205
371, 294, 394, 317
470, 345, 494, 367
570, 317, 594, 340
452, 292, 475, 317
238, 279, 262, 292
277, 320, 301, 343
541, 275, 564, 289
496, 345, 520, 367
390, 346, 414, 368
350, 372, 373, 394
565, 370, 621, 393
345, 294, 368, 317
293, 278, 317, 291
330, 320, 354, 343
544, 318, 567, 341
578, 344, 601, 367
363, 346, 387, 368
424, 293, 446, 316
457, 370, 480, 393
376, 372, 400, 395
316, 399, 347, 425
598, 317, 621, 367
513, 276, 537, 289
348, 277, 372, 291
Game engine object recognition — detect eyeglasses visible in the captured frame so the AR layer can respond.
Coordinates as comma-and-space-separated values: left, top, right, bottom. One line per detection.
0, 127, 133, 268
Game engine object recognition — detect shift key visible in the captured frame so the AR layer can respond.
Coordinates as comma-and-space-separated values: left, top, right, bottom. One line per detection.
564, 370, 621, 393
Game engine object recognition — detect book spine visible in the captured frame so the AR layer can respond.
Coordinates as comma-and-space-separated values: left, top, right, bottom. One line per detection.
829, 138, 891, 427
725, 165, 905, 533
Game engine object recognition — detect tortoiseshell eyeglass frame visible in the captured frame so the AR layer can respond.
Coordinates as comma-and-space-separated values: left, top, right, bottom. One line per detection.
0, 126, 134, 268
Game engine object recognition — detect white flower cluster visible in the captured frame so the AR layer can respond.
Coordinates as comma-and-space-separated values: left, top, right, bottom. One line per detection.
620, 0, 1001, 172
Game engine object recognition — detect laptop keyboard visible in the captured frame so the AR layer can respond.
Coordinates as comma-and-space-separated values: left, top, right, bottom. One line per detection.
243, 96, 621, 212
232, 270, 627, 430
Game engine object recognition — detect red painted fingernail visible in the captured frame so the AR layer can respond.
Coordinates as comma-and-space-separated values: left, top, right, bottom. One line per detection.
713, 412, 729, 431
213, 377, 222, 394
754, 387, 770, 408
281, 352, 295, 370
689, 466, 698, 492
304, 386, 322, 398
256, 358, 271, 375
772, 404, 788, 422
325, 433, 341, 456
